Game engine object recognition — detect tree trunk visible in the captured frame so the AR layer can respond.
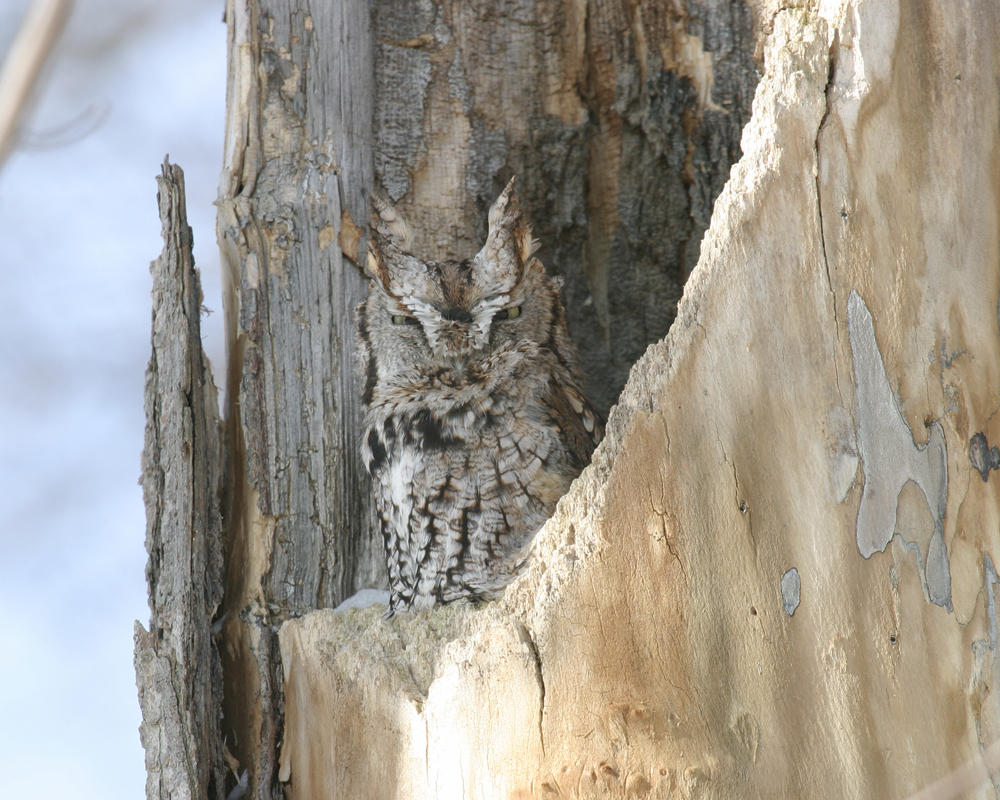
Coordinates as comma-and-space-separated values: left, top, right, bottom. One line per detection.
278, 3, 1000, 797
214, 2, 377, 793
138, 1, 760, 797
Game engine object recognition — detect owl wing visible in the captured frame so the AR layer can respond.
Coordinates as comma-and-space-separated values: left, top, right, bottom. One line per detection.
543, 381, 603, 472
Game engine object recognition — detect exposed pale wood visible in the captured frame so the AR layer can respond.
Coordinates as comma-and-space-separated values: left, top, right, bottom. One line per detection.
135, 160, 226, 800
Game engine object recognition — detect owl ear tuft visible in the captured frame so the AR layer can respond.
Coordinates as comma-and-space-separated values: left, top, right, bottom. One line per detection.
478, 176, 537, 287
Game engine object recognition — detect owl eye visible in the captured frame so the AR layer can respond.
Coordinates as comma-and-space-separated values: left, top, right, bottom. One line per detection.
494, 305, 522, 321
391, 314, 419, 326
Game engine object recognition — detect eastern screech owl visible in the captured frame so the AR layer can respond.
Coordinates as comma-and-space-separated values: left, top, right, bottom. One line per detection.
356, 179, 602, 613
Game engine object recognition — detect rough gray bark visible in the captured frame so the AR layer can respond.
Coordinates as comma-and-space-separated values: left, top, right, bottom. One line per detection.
215, 1, 376, 795
373, 0, 759, 412
135, 160, 226, 800
138, 2, 760, 798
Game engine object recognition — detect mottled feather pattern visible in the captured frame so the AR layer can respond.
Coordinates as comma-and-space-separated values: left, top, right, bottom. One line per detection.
356, 178, 602, 613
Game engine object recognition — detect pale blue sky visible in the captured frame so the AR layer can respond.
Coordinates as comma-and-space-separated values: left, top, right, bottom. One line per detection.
0, 2, 225, 796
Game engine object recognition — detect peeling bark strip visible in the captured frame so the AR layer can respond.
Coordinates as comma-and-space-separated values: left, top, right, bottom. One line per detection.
135, 160, 226, 800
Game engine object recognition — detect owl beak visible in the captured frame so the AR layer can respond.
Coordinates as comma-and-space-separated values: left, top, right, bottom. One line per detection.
441, 306, 473, 323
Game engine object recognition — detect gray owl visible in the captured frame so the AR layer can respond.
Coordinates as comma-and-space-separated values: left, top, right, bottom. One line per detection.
356, 179, 602, 613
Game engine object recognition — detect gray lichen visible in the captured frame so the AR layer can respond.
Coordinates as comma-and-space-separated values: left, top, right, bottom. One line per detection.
780, 568, 800, 616
847, 290, 951, 609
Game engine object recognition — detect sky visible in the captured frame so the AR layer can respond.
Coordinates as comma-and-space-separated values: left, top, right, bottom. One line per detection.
0, 1, 226, 796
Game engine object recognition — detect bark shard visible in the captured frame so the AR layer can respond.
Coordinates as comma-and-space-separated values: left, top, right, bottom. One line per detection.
135, 160, 226, 800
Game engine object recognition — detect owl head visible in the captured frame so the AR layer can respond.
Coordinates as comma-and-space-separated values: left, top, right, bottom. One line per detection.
362, 179, 568, 372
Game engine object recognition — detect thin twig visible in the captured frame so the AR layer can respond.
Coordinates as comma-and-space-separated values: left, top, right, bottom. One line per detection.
0, 0, 74, 168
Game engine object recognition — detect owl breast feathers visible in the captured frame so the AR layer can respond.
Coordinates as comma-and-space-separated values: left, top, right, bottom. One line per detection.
356, 178, 602, 613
